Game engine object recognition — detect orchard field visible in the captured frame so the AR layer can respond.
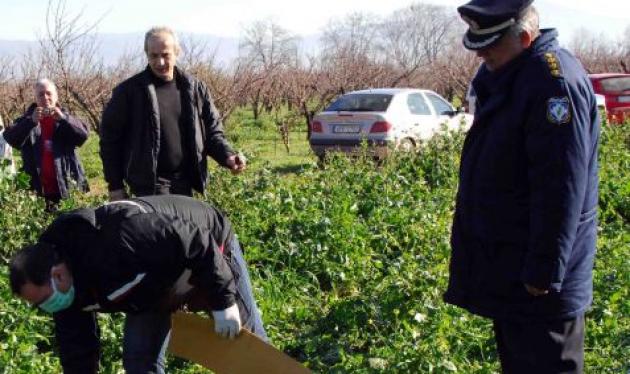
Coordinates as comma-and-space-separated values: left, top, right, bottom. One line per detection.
0, 112, 628, 373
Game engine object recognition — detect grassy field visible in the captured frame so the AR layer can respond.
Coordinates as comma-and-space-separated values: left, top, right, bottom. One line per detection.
1, 111, 628, 373
79, 107, 314, 197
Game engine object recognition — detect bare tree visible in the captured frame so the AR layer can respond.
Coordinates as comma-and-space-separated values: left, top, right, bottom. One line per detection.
36, 0, 110, 130
240, 19, 298, 71
239, 19, 299, 120
0, 0, 536, 142
0, 55, 16, 122
621, 25, 630, 73
176, 34, 245, 120
432, 44, 479, 103
381, 3, 459, 86
199, 60, 258, 123
319, 12, 383, 90
0, 50, 42, 122
570, 28, 627, 73
321, 13, 379, 62
316, 12, 395, 108
179, 34, 217, 75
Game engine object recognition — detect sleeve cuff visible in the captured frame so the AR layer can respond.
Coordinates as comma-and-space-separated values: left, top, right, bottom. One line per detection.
218, 152, 236, 168
521, 257, 562, 291
209, 293, 236, 311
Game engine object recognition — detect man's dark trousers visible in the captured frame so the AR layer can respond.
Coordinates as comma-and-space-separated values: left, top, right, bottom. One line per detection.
493, 315, 585, 374
122, 238, 267, 374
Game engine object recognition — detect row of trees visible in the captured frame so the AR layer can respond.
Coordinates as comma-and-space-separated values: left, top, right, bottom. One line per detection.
570, 27, 630, 74
1, 0, 629, 136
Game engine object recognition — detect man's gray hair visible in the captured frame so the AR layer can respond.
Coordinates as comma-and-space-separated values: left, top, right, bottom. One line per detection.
34, 78, 57, 92
509, 6, 540, 39
144, 26, 181, 55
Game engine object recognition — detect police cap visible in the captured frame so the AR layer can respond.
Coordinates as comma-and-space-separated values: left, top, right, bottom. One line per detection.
458, 0, 534, 50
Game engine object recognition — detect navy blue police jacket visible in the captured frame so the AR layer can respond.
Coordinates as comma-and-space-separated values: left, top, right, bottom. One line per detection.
444, 29, 600, 321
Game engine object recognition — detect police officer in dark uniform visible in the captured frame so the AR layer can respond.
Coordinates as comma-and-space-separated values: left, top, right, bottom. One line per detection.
444, 1, 600, 373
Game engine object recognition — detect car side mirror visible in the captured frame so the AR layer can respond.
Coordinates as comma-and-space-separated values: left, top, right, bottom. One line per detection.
442, 110, 457, 117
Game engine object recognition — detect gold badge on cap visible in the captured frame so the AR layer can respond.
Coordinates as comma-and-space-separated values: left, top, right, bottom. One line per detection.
461, 15, 480, 31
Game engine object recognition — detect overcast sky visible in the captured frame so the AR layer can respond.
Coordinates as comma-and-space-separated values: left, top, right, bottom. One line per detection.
2, 0, 629, 45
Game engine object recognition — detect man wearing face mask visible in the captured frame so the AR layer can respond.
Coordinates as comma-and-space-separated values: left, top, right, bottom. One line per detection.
444, 0, 599, 373
100, 26, 245, 201
9, 194, 267, 374
3, 78, 89, 210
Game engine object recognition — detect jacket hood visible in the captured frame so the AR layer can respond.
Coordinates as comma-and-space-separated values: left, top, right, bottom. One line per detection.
531, 28, 559, 55
39, 208, 98, 259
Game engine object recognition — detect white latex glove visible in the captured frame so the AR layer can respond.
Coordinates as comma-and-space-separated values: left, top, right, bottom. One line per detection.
211, 303, 242, 339
109, 189, 126, 201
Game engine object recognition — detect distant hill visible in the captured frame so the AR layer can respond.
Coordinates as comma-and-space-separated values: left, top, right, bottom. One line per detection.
0, 39, 34, 59
0, 32, 321, 70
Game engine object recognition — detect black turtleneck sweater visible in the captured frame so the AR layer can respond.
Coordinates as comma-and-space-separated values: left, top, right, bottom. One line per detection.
151, 71, 186, 178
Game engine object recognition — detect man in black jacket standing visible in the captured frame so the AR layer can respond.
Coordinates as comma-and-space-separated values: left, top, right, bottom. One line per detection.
4, 78, 89, 209
100, 26, 245, 201
9, 195, 266, 374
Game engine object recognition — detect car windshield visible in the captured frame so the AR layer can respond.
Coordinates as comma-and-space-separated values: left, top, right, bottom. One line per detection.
599, 77, 630, 93
325, 94, 393, 112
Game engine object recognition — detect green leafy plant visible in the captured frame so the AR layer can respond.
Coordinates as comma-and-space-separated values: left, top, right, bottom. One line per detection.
0, 121, 628, 373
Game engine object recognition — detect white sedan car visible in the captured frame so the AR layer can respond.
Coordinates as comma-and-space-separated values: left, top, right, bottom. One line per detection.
309, 88, 472, 159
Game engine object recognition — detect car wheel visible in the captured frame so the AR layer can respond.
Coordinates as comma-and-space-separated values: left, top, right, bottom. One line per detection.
398, 138, 416, 153
316, 153, 326, 167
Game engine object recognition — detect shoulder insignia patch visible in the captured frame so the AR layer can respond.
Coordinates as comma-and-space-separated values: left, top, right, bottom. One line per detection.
547, 97, 571, 124
544, 52, 563, 78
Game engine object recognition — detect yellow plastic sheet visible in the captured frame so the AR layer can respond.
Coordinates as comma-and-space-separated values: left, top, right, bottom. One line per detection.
168, 312, 311, 374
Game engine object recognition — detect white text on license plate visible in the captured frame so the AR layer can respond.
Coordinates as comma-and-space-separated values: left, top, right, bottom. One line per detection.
334, 125, 360, 133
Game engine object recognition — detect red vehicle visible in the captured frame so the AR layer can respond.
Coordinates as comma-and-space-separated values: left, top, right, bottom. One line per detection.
589, 73, 630, 124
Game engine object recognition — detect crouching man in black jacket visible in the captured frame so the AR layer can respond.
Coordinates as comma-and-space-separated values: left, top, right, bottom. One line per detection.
9, 195, 267, 374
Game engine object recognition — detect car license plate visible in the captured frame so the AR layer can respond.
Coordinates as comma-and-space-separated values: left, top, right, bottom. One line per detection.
334, 125, 361, 133
618, 96, 630, 103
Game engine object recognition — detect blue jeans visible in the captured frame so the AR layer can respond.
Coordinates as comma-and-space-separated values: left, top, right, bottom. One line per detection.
122, 238, 267, 373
